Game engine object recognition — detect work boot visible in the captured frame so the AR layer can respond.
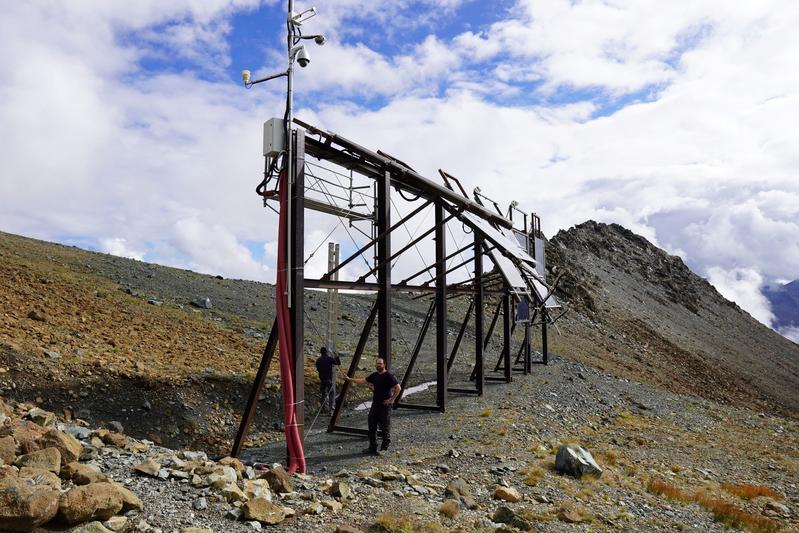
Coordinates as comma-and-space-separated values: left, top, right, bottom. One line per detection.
362, 447, 380, 456
379, 444, 389, 452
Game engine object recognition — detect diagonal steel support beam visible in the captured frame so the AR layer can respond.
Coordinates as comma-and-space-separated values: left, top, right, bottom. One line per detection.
396, 300, 436, 403
400, 242, 472, 285
232, 320, 278, 457
322, 199, 430, 281
357, 211, 456, 282
446, 299, 473, 374
328, 301, 378, 432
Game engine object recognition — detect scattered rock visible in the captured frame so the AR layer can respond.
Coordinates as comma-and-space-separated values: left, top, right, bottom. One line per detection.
63, 462, 107, 485
493, 505, 532, 531
69, 521, 114, 532
304, 502, 324, 515
40, 428, 84, 466
190, 297, 212, 309
192, 497, 207, 510
330, 480, 351, 499
558, 505, 592, 523
103, 515, 128, 532
58, 482, 125, 524
243, 498, 287, 525
263, 465, 293, 494
28, 309, 47, 322
445, 478, 478, 510
321, 499, 343, 512
134, 459, 161, 477
493, 485, 521, 503
27, 408, 55, 427
555, 444, 603, 478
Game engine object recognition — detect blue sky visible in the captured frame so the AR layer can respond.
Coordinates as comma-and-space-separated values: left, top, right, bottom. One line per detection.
1, 0, 798, 341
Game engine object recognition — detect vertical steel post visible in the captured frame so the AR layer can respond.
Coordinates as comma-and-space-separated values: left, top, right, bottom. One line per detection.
435, 202, 447, 411
524, 321, 531, 374
377, 168, 392, 368
541, 307, 548, 365
503, 293, 512, 383
290, 128, 305, 443
474, 233, 484, 395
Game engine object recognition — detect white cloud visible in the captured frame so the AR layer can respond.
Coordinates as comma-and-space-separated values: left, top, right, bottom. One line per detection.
779, 326, 799, 344
99, 238, 146, 260
706, 267, 775, 325
0, 0, 798, 336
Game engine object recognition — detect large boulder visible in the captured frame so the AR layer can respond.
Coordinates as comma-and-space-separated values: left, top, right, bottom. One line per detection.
0, 474, 60, 531
15, 447, 61, 473
58, 482, 125, 524
555, 445, 603, 478
243, 498, 287, 525
39, 429, 83, 466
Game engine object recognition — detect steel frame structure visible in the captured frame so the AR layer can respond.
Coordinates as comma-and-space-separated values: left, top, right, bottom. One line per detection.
232, 119, 562, 457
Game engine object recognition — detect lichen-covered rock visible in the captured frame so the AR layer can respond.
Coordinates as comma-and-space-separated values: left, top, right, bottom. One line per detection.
15, 447, 61, 473
0, 436, 15, 465
0, 474, 60, 531
555, 445, 603, 478
19, 467, 61, 491
58, 482, 124, 524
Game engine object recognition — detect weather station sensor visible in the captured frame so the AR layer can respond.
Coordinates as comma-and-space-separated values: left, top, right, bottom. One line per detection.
263, 118, 285, 157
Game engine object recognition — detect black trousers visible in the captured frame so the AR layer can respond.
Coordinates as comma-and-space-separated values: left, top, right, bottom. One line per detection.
368, 404, 391, 450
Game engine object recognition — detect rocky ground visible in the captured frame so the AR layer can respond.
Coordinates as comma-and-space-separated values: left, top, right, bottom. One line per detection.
0, 226, 798, 531
0, 353, 796, 532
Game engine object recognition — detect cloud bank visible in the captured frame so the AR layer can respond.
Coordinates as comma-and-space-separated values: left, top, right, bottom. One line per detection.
1, 0, 797, 331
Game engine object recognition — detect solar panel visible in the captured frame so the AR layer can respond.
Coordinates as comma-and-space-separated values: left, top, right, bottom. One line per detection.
462, 212, 537, 267
486, 247, 530, 298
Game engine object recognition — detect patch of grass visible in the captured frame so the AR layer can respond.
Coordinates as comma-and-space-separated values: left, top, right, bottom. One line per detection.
374, 513, 415, 533
721, 483, 783, 501
647, 479, 690, 502
439, 499, 460, 519
479, 408, 493, 417
694, 493, 781, 533
601, 449, 618, 466
521, 465, 546, 486
647, 479, 782, 533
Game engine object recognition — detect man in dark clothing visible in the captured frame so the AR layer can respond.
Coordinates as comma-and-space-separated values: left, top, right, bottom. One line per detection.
315, 347, 341, 414
345, 357, 401, 454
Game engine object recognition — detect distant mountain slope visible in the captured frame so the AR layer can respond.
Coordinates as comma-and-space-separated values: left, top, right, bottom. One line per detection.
765, 279, 799, 335
546, 221, 799, 418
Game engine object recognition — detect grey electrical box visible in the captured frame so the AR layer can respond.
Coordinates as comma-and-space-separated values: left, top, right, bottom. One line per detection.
263, 118, 285, 157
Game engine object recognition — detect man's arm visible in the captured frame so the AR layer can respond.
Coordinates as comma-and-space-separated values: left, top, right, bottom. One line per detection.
384, 383, 401, 405
344, 374, 367, 385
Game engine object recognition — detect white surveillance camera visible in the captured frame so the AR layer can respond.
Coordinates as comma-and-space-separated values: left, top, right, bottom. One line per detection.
295, 46, 310, 67
241, 70, 251, 85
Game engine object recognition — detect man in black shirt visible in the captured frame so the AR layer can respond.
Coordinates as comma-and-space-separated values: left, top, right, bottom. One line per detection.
315, 347, 341, 414
345, 357, 401, 454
